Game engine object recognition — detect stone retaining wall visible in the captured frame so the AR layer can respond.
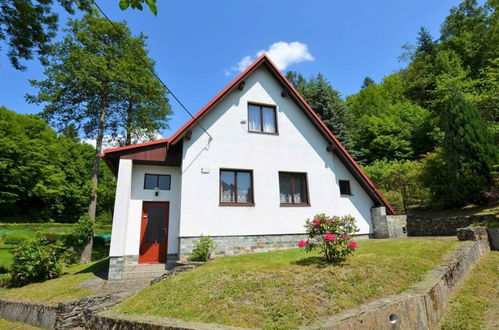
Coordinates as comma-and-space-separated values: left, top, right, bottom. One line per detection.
0, 299, 58, 328
179, 233, 370, 259
92, 232, 491, 330
0, 293, 111, 329
407, 214, 497, 236
308, 234, 490, 329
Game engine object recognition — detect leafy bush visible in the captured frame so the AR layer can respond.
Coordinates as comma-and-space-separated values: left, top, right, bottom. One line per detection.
35, 231, 69, 244
0, 265, 9, 274
363, 159, 430, 213
188, 236, 215, 261
63, 214, 94, 263
9, 238, 64, 286
471, 221, 499, 228
298, 214, 359, 263
3, 234, 29, 245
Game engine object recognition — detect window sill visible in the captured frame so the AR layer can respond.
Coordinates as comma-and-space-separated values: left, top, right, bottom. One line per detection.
340, 194, 353, 197
248, 130, 279, 136
280, 203, 311, 207
219, 202, 255, 207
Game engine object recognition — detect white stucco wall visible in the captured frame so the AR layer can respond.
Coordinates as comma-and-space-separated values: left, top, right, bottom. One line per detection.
110, 161, 182, 257
179, 66, 375, 237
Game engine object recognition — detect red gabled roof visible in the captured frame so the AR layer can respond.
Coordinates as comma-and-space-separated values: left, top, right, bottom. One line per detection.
101, 54, 395, 214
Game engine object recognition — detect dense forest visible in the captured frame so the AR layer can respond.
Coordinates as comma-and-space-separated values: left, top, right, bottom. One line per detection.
287, 0, 498, 213
0, 0, 497, 223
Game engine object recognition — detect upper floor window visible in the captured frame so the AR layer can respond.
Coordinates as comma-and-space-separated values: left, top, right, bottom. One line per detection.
220, 169, 254, 205
248, 104, 277, 134
279, 172, 309, 206
339, 180, 351, 195
144, 174, 171, 190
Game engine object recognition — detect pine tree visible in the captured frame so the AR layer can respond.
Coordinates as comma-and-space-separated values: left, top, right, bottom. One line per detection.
431, 88, 496, 207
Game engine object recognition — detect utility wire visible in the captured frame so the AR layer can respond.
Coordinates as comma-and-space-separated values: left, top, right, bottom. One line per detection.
90, 0, 212, 139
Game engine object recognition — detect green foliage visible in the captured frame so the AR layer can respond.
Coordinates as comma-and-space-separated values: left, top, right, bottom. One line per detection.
363, 159, 429, 213
70, 214, 94, 248
3, 235, 29, 245
286, 71, 350, 146
9, 238, 63, 287
346, 78, 438, 164
119, 0, 157, 15
27, 11, 171, 145
0, 0, 91, 70
0, 106, 113, 222
188, 236, 215, 261
301, 214, 359, 263
423, 89, 496, 207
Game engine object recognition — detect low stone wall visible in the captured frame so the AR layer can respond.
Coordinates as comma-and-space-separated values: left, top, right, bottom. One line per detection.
179, 233, 307, 259
387, 215, 407, 238
0, 293, 111, 329
93, 311, 244, 330
407, 214, 497, 236
179, 233, 370, 259
307, 235, 490, 329
0, 299, 58, 328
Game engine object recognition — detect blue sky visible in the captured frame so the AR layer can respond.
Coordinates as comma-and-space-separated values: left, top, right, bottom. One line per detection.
1, 0, 464, 137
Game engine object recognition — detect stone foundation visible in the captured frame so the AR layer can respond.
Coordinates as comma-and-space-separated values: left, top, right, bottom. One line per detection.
108, 254, 177, 280
371, 206, 407, 239
179, 233, 370, 259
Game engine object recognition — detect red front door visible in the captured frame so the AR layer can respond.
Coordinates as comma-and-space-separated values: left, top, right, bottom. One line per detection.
139, 202, 169, 264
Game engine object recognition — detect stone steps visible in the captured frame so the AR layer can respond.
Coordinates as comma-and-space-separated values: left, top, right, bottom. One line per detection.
122, 263, 170, 280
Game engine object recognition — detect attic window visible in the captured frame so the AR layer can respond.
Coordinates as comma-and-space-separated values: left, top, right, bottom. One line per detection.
339, 180, 351, 195
248, 104, 277, 134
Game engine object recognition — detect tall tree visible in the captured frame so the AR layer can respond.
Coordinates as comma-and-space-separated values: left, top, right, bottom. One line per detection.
286, 71, 350, 146
361, 77, 375, 89
424, 88, 496, 207
0, 0, 158, 70
27, 12, 171, 262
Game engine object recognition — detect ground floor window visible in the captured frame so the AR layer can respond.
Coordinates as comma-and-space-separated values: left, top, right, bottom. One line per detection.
220, 169, 254, 205
279, 172, 309, 206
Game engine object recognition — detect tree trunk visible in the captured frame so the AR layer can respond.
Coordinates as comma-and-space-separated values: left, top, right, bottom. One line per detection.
81, 98, 108, 263
125, 100, 133, 146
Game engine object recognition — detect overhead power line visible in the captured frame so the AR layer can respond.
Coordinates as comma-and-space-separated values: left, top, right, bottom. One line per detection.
90, 0, 212, 139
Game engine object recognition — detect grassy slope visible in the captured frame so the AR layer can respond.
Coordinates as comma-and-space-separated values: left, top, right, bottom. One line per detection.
117, 238, 457, 329
0, 259, 107, 303
440, 251, 499, 330
414, 202, 499, 218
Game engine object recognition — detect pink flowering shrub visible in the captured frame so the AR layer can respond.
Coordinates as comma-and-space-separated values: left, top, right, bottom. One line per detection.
298, 213, 359, 263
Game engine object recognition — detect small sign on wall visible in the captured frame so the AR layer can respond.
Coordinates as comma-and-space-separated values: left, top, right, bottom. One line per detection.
201, 168, 211, 174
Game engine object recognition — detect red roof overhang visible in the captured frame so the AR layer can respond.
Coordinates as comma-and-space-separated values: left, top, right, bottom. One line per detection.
100, 54, 395, 214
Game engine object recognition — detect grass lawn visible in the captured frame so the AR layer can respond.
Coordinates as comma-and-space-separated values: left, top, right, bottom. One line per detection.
116, 238, 457, 329
0, 318, 38, 329
0, 259, 107, 303
0, 222, 111, 268
440, 251, 499, 330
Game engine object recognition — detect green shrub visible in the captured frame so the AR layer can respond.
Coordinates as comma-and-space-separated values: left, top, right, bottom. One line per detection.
35, 231, 69, 244
0, 265, 9, 274
9, 238, 64, 286
471, 221, 499, 228
299, 214, 359, 263
61, 214, 94, 264
3, 235, 29, 245
188, 236, 215, 261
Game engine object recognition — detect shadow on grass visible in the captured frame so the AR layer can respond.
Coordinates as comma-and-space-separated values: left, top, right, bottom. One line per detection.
292, 256, 345, 268
74, 258, 109, 280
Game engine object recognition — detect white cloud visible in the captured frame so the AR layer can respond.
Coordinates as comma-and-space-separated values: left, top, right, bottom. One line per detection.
230, 41, 314, 73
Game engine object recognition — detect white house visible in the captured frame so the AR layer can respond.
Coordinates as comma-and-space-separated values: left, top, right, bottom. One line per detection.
101, 55, 394, 280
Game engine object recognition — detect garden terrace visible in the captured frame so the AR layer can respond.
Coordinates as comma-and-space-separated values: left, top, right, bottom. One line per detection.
116, 238, 457, 329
